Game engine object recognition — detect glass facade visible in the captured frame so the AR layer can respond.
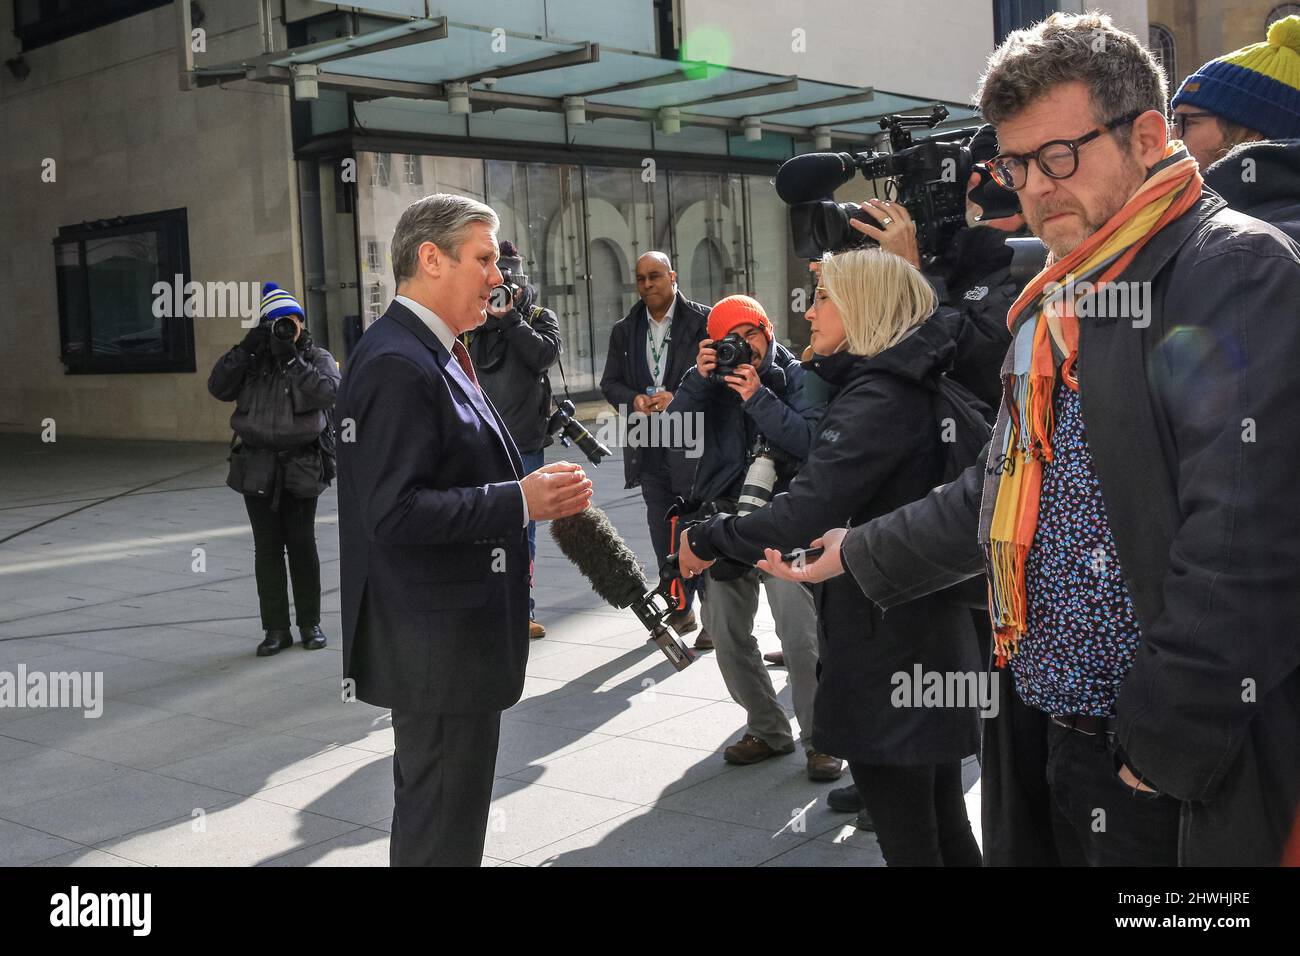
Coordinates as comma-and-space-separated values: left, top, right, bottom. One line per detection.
350, 151, 805, 394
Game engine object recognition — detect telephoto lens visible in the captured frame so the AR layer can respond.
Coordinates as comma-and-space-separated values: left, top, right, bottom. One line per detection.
271, 316, 298, 341
737, 450, 778, 515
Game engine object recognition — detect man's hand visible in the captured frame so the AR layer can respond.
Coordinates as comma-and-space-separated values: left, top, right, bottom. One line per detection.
1118, 763, 1157, 793
649, 390, 673, 412
724, 364, 760, 402
676, 528, 714, 577
850, 199, 921, 269
520, 461, 593, 520
632, 394, 653, 414
696, 339, 717, 379
756, 527, 848, 584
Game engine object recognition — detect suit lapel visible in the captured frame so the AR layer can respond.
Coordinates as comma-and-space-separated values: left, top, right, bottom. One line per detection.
386, 302, 520, 478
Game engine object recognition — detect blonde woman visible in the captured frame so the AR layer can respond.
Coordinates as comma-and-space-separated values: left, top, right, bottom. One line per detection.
677, 247, 982, 866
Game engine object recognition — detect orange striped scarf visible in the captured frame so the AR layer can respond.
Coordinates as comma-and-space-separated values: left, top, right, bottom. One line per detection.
986, 144, 1202, 666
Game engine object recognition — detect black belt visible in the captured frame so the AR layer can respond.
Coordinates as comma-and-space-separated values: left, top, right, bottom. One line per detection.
1050, 714, 1115, 736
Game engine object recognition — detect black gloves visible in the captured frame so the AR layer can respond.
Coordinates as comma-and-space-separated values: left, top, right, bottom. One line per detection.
269, 330, 297, 362
240, 324, 271, 356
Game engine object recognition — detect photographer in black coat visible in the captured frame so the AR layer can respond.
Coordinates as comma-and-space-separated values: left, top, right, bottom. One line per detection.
463, 240, 562, 639
208, 283, 340, 657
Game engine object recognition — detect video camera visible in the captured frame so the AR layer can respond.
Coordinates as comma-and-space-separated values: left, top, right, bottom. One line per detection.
777, 105, 1005, 261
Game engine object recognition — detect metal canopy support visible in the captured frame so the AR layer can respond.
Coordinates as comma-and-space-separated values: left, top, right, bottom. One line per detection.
670, 77, 799, 110
439, 42, 600, 90
195, 17, 449, 76
751, 88, 876, 118
572, 69, 699, 98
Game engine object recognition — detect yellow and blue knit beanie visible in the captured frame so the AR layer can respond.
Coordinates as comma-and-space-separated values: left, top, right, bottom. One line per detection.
1171, 15, 1300, 139
258, 282, 305, 323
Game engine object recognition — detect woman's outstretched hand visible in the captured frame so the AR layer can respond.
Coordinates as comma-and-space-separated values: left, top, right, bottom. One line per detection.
757, 527, 848, 584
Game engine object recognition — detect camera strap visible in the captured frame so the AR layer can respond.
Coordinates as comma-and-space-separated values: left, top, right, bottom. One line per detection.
533, 305, 573, 404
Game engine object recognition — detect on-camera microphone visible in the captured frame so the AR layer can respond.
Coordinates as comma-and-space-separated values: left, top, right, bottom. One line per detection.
774, 152, 861, 204
549, 507, 695, 670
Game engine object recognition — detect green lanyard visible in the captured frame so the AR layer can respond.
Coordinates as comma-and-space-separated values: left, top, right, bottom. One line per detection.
647, 319, 671, 383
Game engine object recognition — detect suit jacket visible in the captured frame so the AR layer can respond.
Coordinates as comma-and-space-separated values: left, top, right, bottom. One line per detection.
336, 300, 531, 714
598, 290, 710, 489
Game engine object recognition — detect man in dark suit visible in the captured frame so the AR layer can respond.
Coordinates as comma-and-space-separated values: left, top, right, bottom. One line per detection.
599, 252, 710, 644
336, 194, 592, 866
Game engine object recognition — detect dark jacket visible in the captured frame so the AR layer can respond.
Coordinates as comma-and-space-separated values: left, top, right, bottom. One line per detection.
1204, 139, 1300, 243
842, 191, 1300, 865
464, 304, 561, 454
688, 319, 981, 765
668, 340, 824, 505
207, 333, 340, 500
599, 291, 710, 490
926, 225, 1022, 410
335, 301, 530, 714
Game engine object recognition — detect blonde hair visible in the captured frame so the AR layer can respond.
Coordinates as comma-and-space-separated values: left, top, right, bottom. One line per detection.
819, 247, 937, 358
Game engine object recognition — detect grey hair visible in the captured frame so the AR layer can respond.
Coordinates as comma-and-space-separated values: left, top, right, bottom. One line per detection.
637, 251, 674, 272
976, 11, 1167, 140
391, 193, 499, 285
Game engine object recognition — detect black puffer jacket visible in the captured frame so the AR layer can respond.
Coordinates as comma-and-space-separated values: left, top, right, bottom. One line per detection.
208, 332, 340, 499
1204, 138, 1300, 243
464, 304, 561, 455
689, 318, 981, 765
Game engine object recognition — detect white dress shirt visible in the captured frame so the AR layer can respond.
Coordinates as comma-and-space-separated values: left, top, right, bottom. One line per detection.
645, 295, 677, 387
394, 295, 530, 526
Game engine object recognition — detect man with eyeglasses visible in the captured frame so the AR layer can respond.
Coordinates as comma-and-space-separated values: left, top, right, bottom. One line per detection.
760, 12, 1300, 867
1170, 15, 1300, 243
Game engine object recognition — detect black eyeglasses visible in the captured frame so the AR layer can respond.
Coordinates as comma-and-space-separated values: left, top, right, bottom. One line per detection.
987, 110, 1143, 191
1168, 110, 1216, 140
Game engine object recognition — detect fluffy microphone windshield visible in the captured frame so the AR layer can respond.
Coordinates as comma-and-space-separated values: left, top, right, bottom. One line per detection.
549, 507, 649, 609
774, 152, 859, 204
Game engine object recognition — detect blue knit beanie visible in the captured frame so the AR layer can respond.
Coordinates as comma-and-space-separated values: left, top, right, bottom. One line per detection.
258, 282, 305, 323
1171, 15, 1300, 140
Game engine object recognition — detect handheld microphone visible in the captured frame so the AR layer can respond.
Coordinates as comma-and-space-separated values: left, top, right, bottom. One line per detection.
549, 507, 695, 670
774, 152, 861, 204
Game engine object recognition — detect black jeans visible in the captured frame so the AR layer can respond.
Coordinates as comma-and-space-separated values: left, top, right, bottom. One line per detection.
243, 493, 321, 631
848, 760, 983, 866
1044, 719, 1182, 866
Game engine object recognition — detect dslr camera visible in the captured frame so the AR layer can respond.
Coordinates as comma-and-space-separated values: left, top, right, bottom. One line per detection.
271, 314, 301, 342
489, 241, 531, 313
546, 399, 612, 466
777, 105, 1000, 261
709, 333, 754, 381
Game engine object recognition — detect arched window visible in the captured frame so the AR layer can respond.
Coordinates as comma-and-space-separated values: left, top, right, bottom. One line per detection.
1267, 4, 1300, 27
1149, 24, 1176, 86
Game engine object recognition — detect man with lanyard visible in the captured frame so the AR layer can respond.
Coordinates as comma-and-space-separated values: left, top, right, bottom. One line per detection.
600, 252, 711, 644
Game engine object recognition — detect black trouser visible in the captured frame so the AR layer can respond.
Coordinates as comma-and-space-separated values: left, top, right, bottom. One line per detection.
848, 760, 983, 867
1043, 718, 1182, 866
638, 449, 697, 611
389, 708, 502, 867
243, 493, 320, 631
